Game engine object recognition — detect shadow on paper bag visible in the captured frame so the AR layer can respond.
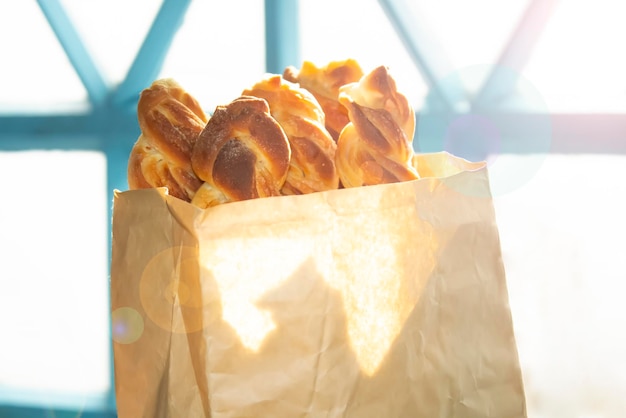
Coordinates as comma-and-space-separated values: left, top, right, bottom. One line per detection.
110, 152, 527, 417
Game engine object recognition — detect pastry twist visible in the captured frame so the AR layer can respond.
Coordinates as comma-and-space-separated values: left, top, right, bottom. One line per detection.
242, 75, 339, 195
283, 59, 363, 141
335, 66, 419, 188
190, 96, 291, 208
127, 79, 208, 201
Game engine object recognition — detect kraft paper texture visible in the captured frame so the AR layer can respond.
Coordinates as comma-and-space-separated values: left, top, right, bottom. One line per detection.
110, 152, 527, 418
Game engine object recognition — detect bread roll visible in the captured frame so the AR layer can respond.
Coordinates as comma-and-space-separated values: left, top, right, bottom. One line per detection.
283, 59, 363, 141
335, 66, 419, 188
128, 78, 207, 201
242, 74, 339, 195
190, 96, 291, 208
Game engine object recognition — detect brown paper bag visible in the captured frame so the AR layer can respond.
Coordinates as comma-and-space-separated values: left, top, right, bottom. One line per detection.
110, 152, 526, 418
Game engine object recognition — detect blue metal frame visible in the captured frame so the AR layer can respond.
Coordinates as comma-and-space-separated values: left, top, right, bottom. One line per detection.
473, 0, 561, 109
0, 405, 114, 418
264, 0, 300, 74
0, 0, 625, 416
378, 0, 468, 112
113, 0, 193, 107
36, 0, 108, 107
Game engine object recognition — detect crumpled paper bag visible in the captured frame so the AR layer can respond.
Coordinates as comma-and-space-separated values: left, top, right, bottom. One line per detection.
110, 152, 526, 418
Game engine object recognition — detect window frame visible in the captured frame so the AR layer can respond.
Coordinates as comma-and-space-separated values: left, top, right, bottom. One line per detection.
0, 0, 624, 416
0, 0, 298, 415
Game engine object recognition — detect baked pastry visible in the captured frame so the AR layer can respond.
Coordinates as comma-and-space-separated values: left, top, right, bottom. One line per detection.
128, 61, 421, 206
242, 74, 339, 195
283, 59, 364, 141
335, 66, 419, 188
128, 78, 208, 201
190, 96, 291, 208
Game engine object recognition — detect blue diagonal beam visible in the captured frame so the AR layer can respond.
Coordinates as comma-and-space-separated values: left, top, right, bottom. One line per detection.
473, 0, 560, 109
377, 0, 468, 112
37, 0, 109, 106
113, 0, 192, 106
265, 0, 300, 74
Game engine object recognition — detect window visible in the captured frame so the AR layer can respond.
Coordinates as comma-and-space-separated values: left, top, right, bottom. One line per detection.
1, 0, 625, 416
0, 150, 110, 412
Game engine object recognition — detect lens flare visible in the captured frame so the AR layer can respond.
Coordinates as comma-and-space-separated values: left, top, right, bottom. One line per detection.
139, 246, 204, 334
416, 64, 552, 197
111, 306, 144, 344
444, 113, 501, 166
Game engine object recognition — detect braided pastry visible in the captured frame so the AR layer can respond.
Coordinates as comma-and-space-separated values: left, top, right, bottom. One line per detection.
128, 79, 208, 201
283, 59, 363, 141
335, 66, 419, 188
190, 96, 291, 208
242, 74, 339, 195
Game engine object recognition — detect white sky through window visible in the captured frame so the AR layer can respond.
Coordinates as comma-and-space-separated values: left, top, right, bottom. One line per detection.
1, 0, 626, 416
0, 151, 110, 408
2, 0, 625, 112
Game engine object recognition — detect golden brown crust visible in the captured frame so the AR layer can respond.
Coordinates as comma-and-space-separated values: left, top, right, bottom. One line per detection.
283, 59, 364, 141
128, 79, 207, 201
128, 60, 421, 205
128, 135, 203, 200
190, 96, 291, 208
242, 74, 339, 195
339, 66, 415, 140
335, 66, 419, 188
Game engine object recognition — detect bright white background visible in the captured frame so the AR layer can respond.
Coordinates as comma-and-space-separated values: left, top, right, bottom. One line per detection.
1, 0, 626, 416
